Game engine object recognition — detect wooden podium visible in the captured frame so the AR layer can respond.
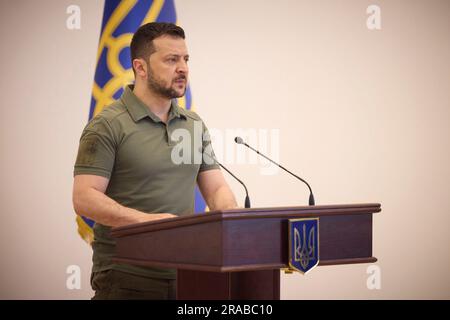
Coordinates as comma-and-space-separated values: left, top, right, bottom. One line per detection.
111, 203, 381, 300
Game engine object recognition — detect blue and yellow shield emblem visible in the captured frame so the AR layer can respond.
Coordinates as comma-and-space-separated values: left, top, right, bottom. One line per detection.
288, 218, 320, 274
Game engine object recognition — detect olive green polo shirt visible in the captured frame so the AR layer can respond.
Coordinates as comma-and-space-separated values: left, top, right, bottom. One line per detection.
74, 85, 219, 279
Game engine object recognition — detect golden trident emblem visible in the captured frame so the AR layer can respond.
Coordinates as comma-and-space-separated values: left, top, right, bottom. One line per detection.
285, 218, 320, 275
294, 224, 316, 269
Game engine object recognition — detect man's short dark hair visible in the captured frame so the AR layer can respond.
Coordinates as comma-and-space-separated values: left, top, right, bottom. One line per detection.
130, 22, 185, 72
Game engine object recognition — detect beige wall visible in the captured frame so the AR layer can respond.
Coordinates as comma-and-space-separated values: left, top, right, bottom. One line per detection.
0, 0, 449, 299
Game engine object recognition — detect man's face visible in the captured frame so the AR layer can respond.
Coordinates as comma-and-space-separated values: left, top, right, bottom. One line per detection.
146, 35, 189, 99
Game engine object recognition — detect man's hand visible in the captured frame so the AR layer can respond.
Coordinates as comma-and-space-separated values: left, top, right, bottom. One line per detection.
135, 213, 178, 224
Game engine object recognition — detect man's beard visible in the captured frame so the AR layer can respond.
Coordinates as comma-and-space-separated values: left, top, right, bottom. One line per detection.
146, 69, 186, 99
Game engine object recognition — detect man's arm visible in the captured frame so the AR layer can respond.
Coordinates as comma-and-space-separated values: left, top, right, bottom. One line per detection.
72, 174, 176, 228
197, 169, 238, 211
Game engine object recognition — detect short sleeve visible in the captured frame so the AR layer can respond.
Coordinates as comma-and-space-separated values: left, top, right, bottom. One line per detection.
199, 122, 220, 172
74, 116, 116, 179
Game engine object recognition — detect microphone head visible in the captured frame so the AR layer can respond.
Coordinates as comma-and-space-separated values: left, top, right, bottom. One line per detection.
234, 136, 244, 144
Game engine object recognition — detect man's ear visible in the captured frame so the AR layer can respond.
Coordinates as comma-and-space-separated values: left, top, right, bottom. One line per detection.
132, 58, 147, 79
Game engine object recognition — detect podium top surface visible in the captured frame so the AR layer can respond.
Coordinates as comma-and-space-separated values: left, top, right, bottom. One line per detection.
111, 203, 381, 238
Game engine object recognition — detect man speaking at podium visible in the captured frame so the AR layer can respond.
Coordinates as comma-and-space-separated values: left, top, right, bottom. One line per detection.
72, 22, 237, 299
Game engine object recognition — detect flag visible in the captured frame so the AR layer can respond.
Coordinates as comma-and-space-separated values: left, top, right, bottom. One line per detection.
76, 0, 206, 244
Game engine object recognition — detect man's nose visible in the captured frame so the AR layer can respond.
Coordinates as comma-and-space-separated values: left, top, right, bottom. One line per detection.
177, 60, 188, 74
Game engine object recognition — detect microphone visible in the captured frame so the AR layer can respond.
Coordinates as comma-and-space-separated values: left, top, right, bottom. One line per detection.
234, 136, 315, 206
202, 150, 251, 208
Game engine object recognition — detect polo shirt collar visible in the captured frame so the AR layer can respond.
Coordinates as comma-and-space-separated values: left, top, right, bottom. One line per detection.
121, 85, 186, 123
